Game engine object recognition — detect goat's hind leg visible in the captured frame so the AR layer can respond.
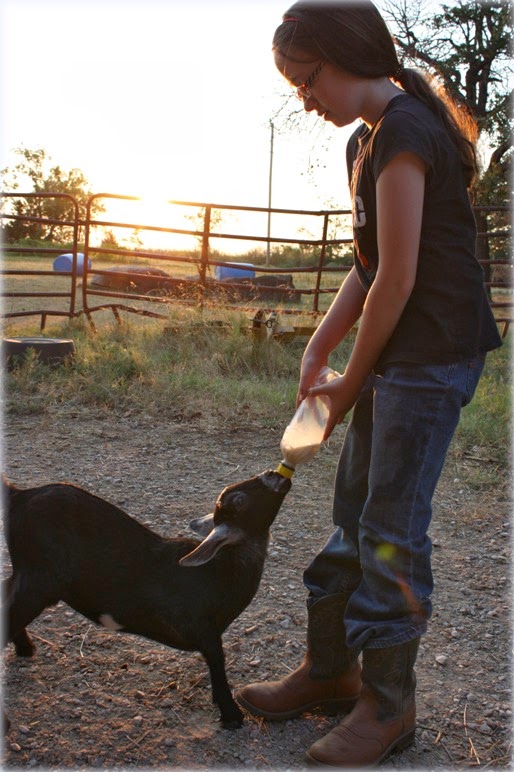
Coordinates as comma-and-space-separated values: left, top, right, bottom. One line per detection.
201, 636, 244, 730
3, 574, 52, 657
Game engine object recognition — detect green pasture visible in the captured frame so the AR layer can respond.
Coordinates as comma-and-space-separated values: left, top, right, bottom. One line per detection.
2, 253, 346, 320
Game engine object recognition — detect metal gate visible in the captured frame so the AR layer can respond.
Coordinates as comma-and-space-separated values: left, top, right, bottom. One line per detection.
1, 192, 511, 336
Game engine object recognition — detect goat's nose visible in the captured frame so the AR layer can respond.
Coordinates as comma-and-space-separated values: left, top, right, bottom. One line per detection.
189, 513, 214, 537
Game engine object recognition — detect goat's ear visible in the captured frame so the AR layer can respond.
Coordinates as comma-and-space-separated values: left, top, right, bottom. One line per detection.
179, 524, 243, 567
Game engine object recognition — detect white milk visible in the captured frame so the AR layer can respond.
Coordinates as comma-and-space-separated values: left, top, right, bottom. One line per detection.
277, 367, 339, 476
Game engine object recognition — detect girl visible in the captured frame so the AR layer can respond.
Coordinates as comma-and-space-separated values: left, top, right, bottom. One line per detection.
236, 1, 502, 767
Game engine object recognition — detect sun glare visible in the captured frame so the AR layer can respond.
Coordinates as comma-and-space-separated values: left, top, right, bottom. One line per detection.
90, 194, 201, 253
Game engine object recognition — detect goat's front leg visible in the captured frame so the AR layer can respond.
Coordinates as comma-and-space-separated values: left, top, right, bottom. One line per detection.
201, 636, 244, 729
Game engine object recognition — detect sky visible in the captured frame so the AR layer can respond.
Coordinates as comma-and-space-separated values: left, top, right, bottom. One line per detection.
0, 1, 353, 208
0, 0, 441, 253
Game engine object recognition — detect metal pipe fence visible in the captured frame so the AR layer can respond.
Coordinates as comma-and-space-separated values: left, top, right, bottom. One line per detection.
1, 192, 511, 336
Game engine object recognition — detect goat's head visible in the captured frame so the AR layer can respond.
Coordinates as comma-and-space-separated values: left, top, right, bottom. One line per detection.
180, 470, 291, 567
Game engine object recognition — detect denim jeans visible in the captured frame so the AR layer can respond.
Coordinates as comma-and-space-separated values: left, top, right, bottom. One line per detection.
303, 356, 486, 652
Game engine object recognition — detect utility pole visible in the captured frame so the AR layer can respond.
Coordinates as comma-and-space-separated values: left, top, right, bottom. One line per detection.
266, 120, 274, 265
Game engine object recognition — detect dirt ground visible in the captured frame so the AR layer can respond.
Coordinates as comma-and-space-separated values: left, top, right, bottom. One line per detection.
2, 405, 512, 769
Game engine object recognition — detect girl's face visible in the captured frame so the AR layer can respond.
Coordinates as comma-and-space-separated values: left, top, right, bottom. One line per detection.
274, 51, 365, 128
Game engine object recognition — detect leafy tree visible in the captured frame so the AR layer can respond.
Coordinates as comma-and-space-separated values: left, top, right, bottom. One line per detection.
1, 147, 105, 243
383, 0, 513, 203
383, 0, 512, 289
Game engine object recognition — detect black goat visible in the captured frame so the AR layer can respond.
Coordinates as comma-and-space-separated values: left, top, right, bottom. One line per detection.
2, 470, 291, 728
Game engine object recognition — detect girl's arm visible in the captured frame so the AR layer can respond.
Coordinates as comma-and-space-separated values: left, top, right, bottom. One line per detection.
309, 151, 427, 437
298, 266, 367, 402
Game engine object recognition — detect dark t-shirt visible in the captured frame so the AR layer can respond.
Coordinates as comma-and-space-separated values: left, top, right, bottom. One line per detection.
346, 93, 502, 366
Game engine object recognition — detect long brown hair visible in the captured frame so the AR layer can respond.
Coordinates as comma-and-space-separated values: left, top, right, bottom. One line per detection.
273, 1, 478, 186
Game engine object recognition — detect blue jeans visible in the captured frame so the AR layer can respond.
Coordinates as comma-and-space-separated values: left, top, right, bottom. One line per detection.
303, 356, 486, 652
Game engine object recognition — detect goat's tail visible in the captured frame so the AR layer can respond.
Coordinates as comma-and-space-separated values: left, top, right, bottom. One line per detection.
2, 475, 18, 513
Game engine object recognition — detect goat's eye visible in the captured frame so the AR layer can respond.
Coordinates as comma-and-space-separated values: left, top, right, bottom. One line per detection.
230, 492, 249, 512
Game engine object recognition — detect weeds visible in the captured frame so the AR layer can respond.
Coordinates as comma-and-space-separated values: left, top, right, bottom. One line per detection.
4, 309, 511, 474
453, 338, 511, 464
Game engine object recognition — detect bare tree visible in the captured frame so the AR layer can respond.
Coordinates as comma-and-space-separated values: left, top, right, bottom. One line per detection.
382, 0, 512, 187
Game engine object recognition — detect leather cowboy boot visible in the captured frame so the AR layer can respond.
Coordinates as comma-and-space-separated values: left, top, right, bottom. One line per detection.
305, 638, 420, 767
235, 593, 361, 720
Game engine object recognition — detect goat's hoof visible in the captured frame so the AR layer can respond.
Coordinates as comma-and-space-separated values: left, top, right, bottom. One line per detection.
15, 644, 36, 658
12, 631, 36, 658
221, 706, 244, 730
221, 716, 244, 730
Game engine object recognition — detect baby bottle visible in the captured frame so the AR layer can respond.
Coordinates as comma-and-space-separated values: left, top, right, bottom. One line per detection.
276, 366, 339, 478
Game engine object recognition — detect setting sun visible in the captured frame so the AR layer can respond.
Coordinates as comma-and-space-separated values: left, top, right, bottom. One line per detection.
1, 0, 353, 233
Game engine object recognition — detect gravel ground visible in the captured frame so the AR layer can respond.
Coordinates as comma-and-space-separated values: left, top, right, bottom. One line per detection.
2, 405, 512, 769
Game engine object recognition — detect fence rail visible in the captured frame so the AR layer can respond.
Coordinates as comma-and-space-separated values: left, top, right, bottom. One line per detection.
1, 192, 511, 336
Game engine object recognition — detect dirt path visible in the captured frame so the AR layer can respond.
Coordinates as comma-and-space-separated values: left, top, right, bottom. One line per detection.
3, 406, 511, 769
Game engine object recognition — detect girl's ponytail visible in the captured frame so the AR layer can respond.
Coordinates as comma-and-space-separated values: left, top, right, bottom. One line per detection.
395, 66, 478, 187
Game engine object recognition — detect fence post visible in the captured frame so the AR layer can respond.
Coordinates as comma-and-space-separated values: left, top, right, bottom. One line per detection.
475, 207, 492, 300
198, 205, 212, 304
313, 212, 330, 314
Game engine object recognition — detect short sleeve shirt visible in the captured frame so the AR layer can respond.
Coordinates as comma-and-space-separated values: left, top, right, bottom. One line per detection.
346, 93, 502, 366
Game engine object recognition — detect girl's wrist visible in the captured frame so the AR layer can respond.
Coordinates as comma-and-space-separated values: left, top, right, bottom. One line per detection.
340, 365, 368, 398
302, 348, 329, 370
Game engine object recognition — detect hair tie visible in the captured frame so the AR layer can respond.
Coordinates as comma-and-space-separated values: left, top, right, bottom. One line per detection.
283, 16, 299, 22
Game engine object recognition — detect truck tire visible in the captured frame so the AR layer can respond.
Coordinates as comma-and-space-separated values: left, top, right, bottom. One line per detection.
3, 337, 76, 369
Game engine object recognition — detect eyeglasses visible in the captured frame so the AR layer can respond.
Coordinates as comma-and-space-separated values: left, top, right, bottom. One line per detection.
295, 60, 326, 101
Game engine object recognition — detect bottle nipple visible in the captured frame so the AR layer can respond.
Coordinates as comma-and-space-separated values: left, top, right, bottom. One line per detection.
275, 461, 295, 479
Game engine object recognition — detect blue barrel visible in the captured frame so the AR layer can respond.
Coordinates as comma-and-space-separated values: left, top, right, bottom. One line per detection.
53, 253, 91, 276
214, 263, 255, 281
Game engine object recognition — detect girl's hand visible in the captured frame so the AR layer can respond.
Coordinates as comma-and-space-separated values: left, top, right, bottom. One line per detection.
308, 374, 361, 440
294, 268, 366, 409
297, 355, 328, 408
